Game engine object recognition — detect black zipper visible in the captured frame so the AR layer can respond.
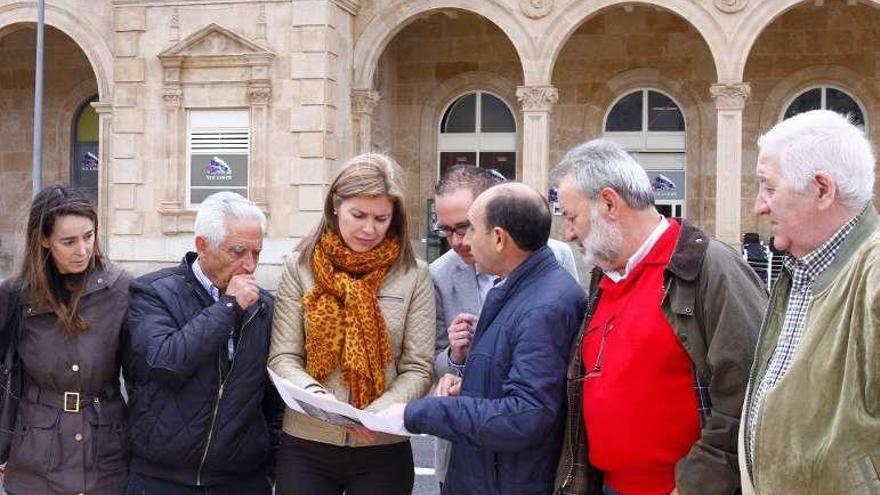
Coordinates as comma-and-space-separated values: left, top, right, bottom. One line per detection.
195, 301, 263, 485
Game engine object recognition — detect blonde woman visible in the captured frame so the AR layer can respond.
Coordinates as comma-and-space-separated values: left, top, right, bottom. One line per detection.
269, 153, 435, 495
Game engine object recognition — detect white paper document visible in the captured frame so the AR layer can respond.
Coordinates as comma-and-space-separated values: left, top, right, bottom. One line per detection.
268, 368, 413, 437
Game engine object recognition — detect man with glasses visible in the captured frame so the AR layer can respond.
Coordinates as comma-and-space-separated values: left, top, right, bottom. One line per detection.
380, 182, 586, 495
552, 140, 766, 495
429, 165, 579, 488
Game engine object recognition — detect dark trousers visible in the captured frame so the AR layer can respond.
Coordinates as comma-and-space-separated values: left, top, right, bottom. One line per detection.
123, 471, 271, 495
275, 434, 414, 495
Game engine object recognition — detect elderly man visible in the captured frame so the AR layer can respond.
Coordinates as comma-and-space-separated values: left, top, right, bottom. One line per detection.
739, 110, 880, 495
430, 165, 579, 487
553, 139, 766, 495
382, 182, 586, 495
126, 192, 283, 495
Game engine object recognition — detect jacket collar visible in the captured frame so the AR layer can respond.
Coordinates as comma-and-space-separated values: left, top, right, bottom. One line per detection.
664, 222, 709, 282
487, 245, 555, 301
813, 206, 879, 293
182, 252, 215, 307
24, 262, 120, 315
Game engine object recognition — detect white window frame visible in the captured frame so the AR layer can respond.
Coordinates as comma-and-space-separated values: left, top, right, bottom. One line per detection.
186, 109, 250, 207
779, 85, 868, 131
437, 91, 517, 178
603, 88, 687, 218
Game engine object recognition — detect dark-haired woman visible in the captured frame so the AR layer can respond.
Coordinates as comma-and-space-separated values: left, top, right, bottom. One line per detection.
0, 185, 131, 495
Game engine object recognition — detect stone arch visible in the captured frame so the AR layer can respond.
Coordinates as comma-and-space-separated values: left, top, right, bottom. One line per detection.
413, 71, 520, 236
731, 0, 880, 80
579, 68, 709, 222
540, 0, 725, 84
756, 65, 877, 135
0, 2, 112, 100
352, 0, 536, 90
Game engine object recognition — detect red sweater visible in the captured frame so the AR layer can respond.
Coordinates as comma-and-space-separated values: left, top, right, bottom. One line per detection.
581, 221, 699, 495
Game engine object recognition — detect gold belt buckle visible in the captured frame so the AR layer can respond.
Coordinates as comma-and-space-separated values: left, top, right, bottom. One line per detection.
63, 392, 80, 413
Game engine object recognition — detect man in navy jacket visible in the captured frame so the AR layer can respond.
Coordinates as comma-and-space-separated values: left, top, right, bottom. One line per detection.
381, 182, 587, 495
126, 192, 283, 494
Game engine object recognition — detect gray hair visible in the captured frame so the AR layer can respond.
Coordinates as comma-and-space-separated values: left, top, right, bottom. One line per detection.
758, 109, 875, 210
552, 139, 654, 209
194, 192, 266, 248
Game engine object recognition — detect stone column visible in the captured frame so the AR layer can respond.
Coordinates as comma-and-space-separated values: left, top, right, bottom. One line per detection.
351, 89, 381, 154
710, 82, 751, 246
516, 85, 558, 192
248, 84, 271, 209
92, 101, 113, 251
161, 82, 184, 210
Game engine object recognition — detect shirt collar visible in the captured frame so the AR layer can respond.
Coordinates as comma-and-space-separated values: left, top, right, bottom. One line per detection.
605, 216, 669, 283
784, 203, 868, 279
192, 257, 221, 302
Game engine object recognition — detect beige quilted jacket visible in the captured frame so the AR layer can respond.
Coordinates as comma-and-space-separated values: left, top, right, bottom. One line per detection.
268, 250, 436, 447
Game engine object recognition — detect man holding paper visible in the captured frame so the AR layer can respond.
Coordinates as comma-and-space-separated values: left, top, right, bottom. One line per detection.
380, 182, 586, 495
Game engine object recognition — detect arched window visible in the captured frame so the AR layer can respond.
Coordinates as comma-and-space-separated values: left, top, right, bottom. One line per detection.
603, 88, 687, 219
782, 86, 866, 128
71, 95, 99, 204
438, 91, 517, 180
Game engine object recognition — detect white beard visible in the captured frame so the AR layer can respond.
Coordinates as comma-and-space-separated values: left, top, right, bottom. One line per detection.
580, 208, 624, 272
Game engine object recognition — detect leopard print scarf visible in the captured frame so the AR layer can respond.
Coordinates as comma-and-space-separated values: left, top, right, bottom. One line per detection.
302, 231, 401, 409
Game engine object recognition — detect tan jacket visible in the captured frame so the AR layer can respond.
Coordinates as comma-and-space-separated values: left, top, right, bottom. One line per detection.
268, 251, 435, 447
740, 209, 880, 494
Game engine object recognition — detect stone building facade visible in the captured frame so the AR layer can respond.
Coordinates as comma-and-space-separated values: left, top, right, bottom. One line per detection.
1, 0, 879, 286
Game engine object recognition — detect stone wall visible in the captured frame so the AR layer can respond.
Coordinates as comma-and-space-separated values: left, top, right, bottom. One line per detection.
0, 25, 98, 273
551, 6, 717, 232
742, 1, 880, 237
377, 11, 524, 238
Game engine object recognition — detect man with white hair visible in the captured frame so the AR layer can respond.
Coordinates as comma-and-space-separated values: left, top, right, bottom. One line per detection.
553, 139, 767, 495
126, 192, 283, 494
739, 110, 880, 495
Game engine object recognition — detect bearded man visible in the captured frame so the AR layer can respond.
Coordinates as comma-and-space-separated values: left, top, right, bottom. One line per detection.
552, 139, 767, 495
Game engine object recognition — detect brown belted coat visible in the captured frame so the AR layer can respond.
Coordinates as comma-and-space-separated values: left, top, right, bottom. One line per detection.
0, 262, 131, 495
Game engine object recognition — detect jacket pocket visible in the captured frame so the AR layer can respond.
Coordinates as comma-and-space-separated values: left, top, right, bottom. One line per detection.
89, 401, 129, 474
10, 403, 61, 472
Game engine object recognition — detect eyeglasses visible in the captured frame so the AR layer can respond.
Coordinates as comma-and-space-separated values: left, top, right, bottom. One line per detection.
433, 220, 470, 239
572, 316, 616, 381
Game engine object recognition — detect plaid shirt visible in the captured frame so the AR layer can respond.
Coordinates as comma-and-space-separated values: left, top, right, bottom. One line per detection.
746, 205, 866, 466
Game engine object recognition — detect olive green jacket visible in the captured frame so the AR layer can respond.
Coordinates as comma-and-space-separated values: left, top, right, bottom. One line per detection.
740, 208, 880, 494
556, 223, 767, 495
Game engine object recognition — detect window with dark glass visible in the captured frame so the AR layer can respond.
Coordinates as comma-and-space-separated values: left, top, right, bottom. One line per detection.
438, 91, 517, 179
605, 91, 643, 132
783, 86, 865, 127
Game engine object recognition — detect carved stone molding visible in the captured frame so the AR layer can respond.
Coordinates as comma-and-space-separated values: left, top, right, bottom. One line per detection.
519, 0, 554, 19
256, 5, 267, 40
714, 0, 748, 14
248, 85, 272, 105
169, 8, 180, 41
710, 82, 751, 110
333, 0, 361, 16
162, 88, 183, 107
516, 85, 559, 112
351, 89, 381, 115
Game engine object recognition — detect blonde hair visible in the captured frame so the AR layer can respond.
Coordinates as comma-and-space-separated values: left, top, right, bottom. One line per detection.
297, 153, 416, 269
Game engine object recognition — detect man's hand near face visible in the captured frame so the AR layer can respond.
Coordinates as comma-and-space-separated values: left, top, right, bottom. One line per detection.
225, 274, 260, 309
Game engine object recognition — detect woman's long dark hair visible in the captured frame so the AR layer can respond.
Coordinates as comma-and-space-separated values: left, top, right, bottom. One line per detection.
17, 185, 103, 335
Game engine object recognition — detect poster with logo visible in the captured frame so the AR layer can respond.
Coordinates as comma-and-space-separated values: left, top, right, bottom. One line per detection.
647, 170, 686, 201
190, 154, 249, 204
